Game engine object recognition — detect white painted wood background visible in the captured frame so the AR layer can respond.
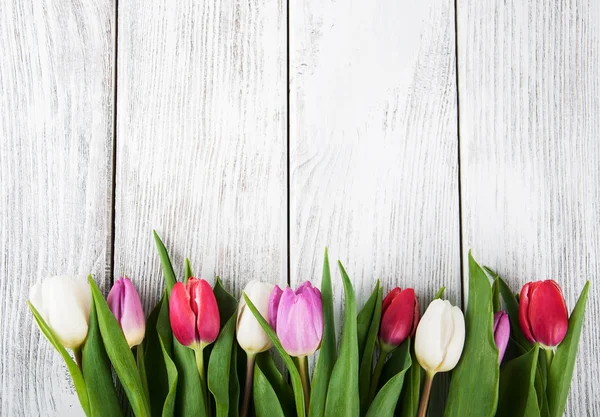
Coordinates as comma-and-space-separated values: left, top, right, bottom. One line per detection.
0, 0, 598, 415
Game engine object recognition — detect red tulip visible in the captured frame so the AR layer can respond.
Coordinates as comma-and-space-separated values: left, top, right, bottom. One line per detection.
379, 287, 419, 351
169, 278, 220, 348
519, 280, 568, 348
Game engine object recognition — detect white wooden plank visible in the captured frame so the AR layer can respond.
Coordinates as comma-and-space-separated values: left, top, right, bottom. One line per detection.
0, 0, 115, 415
114, 0, 287, 310
457, 0, 600, 414
289, 0, 460, 414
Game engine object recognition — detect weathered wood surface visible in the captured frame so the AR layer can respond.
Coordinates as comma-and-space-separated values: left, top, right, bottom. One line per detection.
288, 0, 460, 414
113, 0, 287, 313
0, 0, 115, 416
1, 0, 599, 415
457, 0, 600, 414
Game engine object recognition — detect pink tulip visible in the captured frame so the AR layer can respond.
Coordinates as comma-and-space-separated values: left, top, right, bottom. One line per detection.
268, 281, 323, 357
169, 278, 220, 348
107, 277, 146, 348
493, 311, 510, 363
519, 280, 568, 348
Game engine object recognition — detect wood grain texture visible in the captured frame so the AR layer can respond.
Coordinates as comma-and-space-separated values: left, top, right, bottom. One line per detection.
457, 0, 600, 415
0, 0, 115, 416
114, 0, 287, 311
289, 0, 460, 414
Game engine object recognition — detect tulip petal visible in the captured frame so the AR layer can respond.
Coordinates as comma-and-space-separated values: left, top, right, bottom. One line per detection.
170, 282, 197, 346
237, 280, 274, 353
493, 311, 510, 363
518, 282, 536, 343
381, 287, 401, 316
120, 278, 146, 348
107, 279, 124, 322
438, 305, 465, 372
44, 276, 91, 349
268, 285, 284, 330
415, 299, 448, 373
528, 280, 568, 347
379, 288, 416, 347
29, 281, 47, 321
191, 279, 220, 345
277, 287, 322, 356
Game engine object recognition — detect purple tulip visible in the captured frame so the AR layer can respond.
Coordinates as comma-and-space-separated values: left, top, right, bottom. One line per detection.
107, 277, 146, 348
494, 311, 510, 363
268, 281, 323, 357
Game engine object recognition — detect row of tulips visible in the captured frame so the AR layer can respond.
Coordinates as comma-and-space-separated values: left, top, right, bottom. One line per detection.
28, 232, 589, 417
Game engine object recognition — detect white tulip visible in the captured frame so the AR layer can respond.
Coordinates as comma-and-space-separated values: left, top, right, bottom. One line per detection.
29, 275, 92, 349
415, 299, 465, 375
236, 280, 274, 354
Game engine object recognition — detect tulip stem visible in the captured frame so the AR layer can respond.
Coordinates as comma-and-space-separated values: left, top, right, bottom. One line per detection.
369, 349, 388, 402
417, 372, 434, 417
73, 347, 83, 370
193, 346, 208, 415
297, 356, 311, 411
241, 353, 256, 417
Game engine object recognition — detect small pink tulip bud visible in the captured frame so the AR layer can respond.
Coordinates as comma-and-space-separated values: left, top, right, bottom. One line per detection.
107, 277, 146, 348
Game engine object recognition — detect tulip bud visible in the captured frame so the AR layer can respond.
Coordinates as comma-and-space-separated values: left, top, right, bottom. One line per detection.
237, 280, 274, 354
518, 280, 568, 348
169, 277, 220, 348
415, 299, 465, 375
107, 277, 146, 348
494, 311, 510, 363
268, 281, 323, 357
379, 287, 419, 351
29, 275, 92, 349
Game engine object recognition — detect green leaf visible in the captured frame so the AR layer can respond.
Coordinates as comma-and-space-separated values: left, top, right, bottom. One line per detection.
88, 277, 151, 417
444, 252, 499, 417
27, 302, 91, 416
359, 282, 382, 415
228, 346, 240, 417
496, 344, 540, 417
213, 277, 238, 328
243, 293, 306, 417
82, 300, 123, 417
492, 279, 501, 313
547, 282, 590, 417
380, 338, 410, 387
434, 286, 446, 300
309, 248, 336, 417
144, 294, 172, 417
253, 362, 286, 417
256, 352, 295, 416
398, 345, 421, 417
153, 230, 177, 294
365, 343, 411, 417
156, 293, 179, 417
357, 280, 380, 358
208, 314, 236, 417
137, 343, 151, 407
184, 258, 193, 284
324, 262, 359, 417
153, 232, 206, 417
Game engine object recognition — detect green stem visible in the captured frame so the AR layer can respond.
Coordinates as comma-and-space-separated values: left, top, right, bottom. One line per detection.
417, 372, 434, 417
297, 356, 311, 412
369, 349, 388, 402
240, 353, 256, 417
544, 347, 554, 369
193, 345, 208, 415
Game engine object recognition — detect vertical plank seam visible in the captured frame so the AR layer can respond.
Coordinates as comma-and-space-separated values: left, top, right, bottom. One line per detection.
286, 0, 291, 288
453, 0, 465, 309
109, 0, 119, 288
